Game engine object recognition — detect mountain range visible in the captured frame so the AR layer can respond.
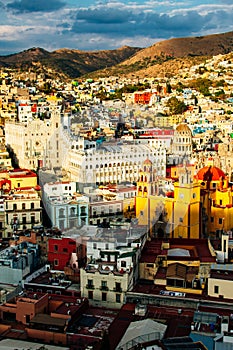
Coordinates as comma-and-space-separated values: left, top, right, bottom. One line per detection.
1, 31, 233, 79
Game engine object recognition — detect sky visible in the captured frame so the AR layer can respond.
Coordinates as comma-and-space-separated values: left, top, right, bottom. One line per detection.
0, 0, 233, 55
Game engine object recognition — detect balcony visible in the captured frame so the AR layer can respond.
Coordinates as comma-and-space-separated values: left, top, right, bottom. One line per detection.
100, 285, 109, 291
113, 287, 122, 293
86, 284, 95, 289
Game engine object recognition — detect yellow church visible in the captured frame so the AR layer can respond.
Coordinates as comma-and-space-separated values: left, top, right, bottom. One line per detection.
136, 159, 233, 239
195, 163, 233, 238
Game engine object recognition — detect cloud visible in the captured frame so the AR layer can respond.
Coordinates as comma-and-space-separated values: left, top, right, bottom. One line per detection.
1, 0, 233, 55
7, 0, 66, 13
69, 4, 233, 40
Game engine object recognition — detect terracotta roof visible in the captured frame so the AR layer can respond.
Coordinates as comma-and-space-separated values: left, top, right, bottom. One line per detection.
143, 158, 152, 165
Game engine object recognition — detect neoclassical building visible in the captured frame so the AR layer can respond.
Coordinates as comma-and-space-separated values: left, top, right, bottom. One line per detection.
64, 142, 166, 186
5, 105, 167, 186
168, 123, 193, 165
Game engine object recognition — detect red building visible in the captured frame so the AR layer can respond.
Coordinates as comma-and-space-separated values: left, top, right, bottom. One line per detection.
134, 91, 153, 104
48, 237, 84, 271
48, 237, 78, 271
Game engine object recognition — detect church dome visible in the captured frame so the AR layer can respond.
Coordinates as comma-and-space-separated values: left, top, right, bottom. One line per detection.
196, 166, 226, 181
175, 123, 191, 134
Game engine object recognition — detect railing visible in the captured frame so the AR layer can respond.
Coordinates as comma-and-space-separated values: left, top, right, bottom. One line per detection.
100, 285, 109, 291
86, 284, 95, 289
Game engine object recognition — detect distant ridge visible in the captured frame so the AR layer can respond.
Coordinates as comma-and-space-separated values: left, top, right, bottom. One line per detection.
93, 31, 233, 78
124, 31, 233, 64
0, 31, 233, 78
0, 46, 142, 78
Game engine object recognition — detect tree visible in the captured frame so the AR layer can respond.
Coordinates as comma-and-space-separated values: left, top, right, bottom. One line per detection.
192, 78, 211, 96
166, 97, 187, 115
175, 81, 184, 93
166, 82, 172, 94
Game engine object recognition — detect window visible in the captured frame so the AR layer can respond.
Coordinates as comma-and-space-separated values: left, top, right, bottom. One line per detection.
179, 217, 183, 223
116, 294, 121, 303
101, 281, 108, 290
121, 260, 126, 268
70, 207, 76, 217
31, 203, 34, 209
214, 285, 219, 294
88, 291, 93, 300
54, 259, 59, 266
22, 203, 26, 210
115, 282, 121, 292
192, 193, 196, 199
87, 279, 94, 288
93, 243, 97, 249
219, 218, 223, 225
59, 208, 65, 218
105, 243, 109, 250
146, 264, 154, 268
13, 203, 17, 210
63, 248, 68, 253
102, 292, 107, 302
54, 245, 58, 252
80, 206, 86, 215
220, 200, 222, 205
210, 217, 214, 223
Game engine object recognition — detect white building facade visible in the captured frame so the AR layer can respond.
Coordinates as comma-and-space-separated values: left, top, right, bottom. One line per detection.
5, 106, 65, 171
65, 143, 166, 185
42, 181, 89, 231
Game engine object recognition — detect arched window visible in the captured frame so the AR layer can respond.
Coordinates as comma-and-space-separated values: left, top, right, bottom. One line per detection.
70, 207, 76, 217
59, 208, 65, 218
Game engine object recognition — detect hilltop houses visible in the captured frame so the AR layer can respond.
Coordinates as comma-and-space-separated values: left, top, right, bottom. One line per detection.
1, 50, 233, 349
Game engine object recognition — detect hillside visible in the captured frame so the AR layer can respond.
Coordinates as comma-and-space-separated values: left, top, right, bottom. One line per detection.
0, 31, 233, 79
0, 46, 142, 78
87, 31, 233, 78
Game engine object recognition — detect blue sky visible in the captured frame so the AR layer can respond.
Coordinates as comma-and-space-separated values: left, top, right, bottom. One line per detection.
0, 0, 233, 55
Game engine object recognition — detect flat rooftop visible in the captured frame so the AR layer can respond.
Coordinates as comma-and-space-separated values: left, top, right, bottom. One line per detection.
140, 238, 216, 264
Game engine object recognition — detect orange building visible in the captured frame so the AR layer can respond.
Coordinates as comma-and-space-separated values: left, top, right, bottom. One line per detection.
0, 292, 89, 346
